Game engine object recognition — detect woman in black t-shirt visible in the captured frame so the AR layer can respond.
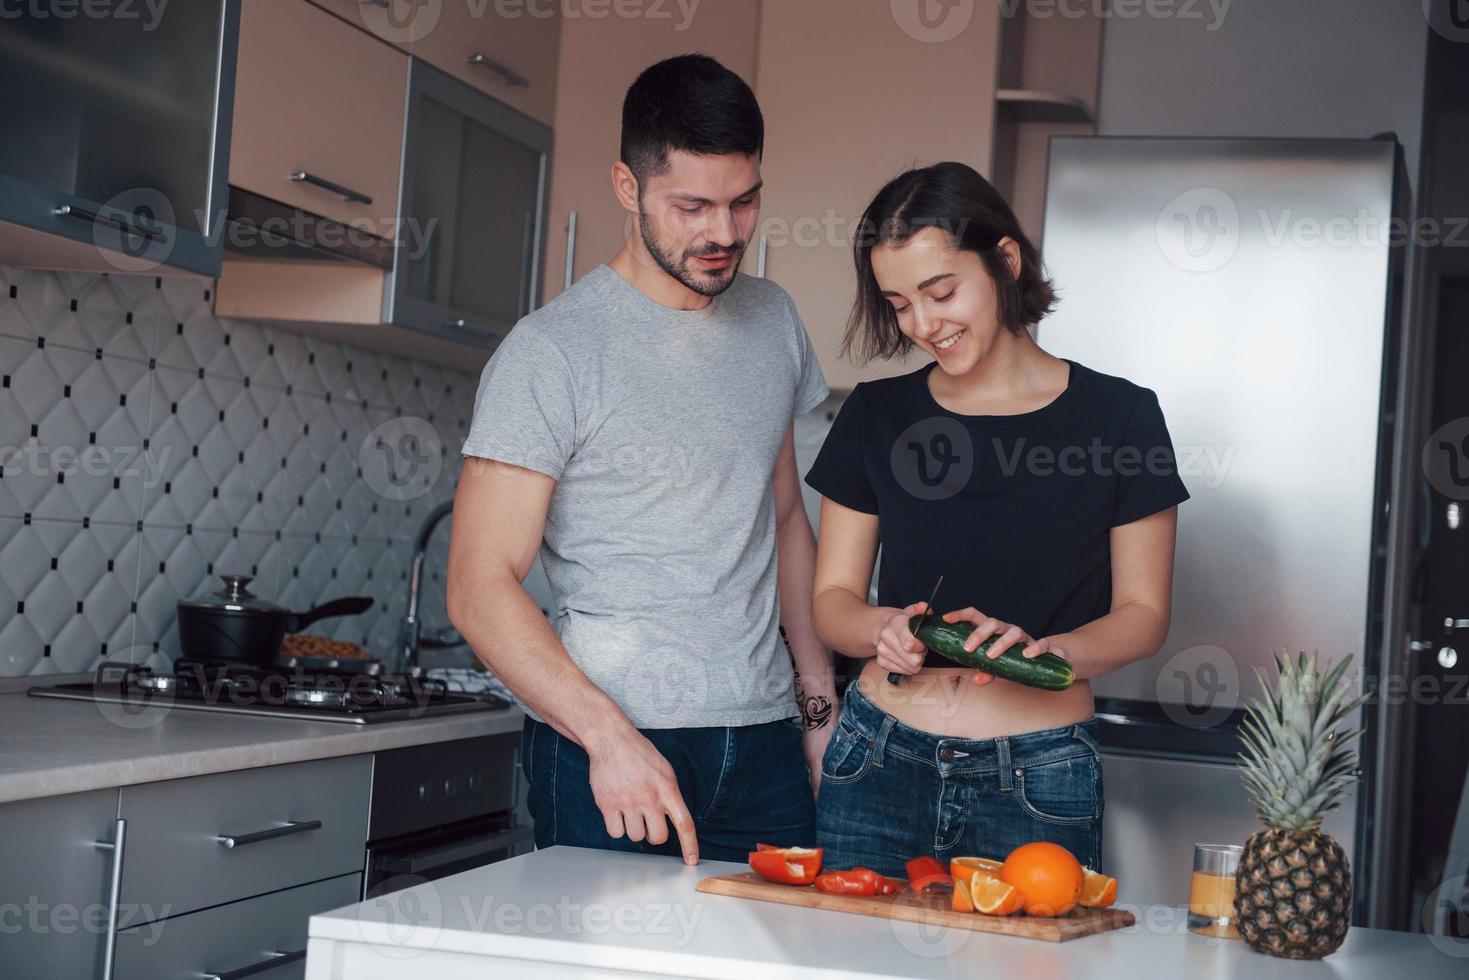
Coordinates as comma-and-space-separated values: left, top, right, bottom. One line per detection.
805, 163, 1189, 879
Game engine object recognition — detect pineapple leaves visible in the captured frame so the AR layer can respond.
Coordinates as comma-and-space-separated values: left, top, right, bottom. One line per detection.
1237, 649, 1365, 829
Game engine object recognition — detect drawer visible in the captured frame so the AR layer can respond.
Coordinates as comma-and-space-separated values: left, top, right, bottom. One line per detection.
230, 0, 408, 232
114, 873, 360, 980
119, 755, 370, 920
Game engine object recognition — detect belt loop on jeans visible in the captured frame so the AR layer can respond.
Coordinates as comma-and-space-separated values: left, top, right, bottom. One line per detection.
871, 714, 895, 769
997, 737, 1013, 792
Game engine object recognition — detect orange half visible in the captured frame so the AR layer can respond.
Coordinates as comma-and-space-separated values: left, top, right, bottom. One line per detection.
1080, 867, 1117, 908
949, 855, 1004, 882
967, 871, 1025, 916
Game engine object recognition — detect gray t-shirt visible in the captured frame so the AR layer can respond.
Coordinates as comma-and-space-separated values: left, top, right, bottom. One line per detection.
461, 264, 829, 728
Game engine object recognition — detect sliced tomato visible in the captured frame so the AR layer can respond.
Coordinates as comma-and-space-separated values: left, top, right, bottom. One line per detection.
747, 846, 823, 885
904, 855, 952, 892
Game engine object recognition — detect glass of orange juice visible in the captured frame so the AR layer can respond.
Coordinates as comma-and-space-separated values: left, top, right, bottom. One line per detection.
1188, 843, 1243, 938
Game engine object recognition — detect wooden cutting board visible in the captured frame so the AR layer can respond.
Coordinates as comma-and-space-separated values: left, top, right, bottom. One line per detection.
696, 872, 1135, 942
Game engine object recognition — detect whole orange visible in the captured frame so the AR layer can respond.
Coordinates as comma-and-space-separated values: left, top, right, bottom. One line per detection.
999, 842, 1085, 917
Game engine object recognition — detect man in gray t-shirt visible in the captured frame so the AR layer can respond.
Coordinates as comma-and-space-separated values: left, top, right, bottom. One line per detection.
448, 54, 836, 865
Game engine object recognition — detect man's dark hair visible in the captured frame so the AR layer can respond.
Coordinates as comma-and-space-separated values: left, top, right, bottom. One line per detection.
845, 162, 1058, 363
620, 54, 764, 189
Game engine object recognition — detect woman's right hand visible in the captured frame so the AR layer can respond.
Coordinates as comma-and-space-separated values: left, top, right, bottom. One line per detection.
871, 601, 931, 676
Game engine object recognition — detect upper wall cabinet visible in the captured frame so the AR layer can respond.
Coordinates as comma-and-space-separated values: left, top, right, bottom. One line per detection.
310, 0, 560, 125
231, 0, 409, 236
0, 2, 240, 277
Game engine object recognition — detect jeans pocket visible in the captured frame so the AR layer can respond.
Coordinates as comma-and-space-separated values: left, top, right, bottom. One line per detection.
820, 726, 873, 785
1014, 753, 1100, 825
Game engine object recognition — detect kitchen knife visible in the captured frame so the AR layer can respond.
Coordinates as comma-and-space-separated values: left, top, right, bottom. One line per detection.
888, 574, 943, 686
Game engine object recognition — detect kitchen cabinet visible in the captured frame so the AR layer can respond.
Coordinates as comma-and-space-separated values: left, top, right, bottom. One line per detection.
752, 2, 1004, 390
411, 0, 560, 126
114, 874, 360, 980
541, 0, 762, 306
0, 1, 239, 277
385, 59, 552, 344
117, 754, 371, 921
310, 0, 560, 125
230, 0, 409, 235
0, 789, 122, 980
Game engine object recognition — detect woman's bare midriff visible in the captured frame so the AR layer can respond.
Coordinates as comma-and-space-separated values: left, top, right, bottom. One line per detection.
855, 660, 1095, 740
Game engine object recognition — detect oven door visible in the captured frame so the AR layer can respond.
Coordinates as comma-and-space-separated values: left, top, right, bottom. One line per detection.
364, 814, 533, 898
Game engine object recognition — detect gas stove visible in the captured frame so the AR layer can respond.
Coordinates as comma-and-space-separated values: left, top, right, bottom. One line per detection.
28, 658, 511, 724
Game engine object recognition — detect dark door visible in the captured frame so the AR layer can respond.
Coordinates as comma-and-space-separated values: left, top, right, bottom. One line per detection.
1409, 273, 1469, 940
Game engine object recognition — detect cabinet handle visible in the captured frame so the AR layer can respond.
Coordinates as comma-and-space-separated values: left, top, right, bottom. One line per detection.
55, 205, 166, 244
564, 211, 577, 292
467, 53, 529, 88
445, 318, 468, 329
94, 819, 127, 980
756, 234, 769, 278
290, 171, 373, 206
201, 949, 306, 980
215, 819, 322, 848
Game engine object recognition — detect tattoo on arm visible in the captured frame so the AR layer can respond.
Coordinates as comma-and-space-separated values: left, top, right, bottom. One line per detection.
793, 666, 835, 731
800, 694, 833, 731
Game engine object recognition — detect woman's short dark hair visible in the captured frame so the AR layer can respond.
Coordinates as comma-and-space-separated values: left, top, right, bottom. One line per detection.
621, 54, 763, 189
844, 162, 1057, 363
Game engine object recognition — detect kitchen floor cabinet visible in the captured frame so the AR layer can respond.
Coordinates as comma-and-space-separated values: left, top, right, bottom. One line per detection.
113, 874, 361, 980
116, 755, 371, 921
0, 789, 121, 980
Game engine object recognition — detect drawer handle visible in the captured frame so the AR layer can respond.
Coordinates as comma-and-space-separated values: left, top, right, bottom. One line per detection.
290, 170, 373, 206
201, 948, 305, 980
215, 819, 322, 848
54, 204, 167, 244
467, 53, 529, 88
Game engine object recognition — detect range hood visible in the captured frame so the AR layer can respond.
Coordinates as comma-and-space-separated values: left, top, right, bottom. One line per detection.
223, 185, 394, 269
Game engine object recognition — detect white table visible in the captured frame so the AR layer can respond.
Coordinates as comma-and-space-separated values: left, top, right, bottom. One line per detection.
307, 845, 1468, 979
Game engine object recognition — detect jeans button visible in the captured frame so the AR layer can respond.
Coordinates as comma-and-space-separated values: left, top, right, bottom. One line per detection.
938, 746, 955, 762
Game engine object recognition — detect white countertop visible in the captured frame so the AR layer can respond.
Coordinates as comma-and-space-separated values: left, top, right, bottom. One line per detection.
307, 845, 1466, 980
0, 691, 523, 804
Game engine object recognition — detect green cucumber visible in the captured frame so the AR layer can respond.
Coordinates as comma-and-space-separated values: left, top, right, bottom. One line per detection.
908, 616, 1075, 691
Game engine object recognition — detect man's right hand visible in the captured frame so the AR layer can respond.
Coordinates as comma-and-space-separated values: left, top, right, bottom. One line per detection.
586, 728, 699, 865
872, 601, 931, 677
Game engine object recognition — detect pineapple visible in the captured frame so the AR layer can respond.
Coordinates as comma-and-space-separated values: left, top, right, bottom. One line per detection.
1234, 650, 1367, 959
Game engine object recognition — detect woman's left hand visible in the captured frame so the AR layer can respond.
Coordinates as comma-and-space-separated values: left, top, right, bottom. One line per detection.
940, 608, 1060, 686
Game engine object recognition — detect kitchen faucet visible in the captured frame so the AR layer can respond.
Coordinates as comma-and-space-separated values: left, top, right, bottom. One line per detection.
399, 500, 466, 673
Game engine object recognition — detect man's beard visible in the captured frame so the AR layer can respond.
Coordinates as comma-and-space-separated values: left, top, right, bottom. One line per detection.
639, 205, 744, 298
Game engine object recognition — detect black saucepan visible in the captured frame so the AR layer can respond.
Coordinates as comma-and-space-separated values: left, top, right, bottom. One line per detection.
176, 575, 374, 666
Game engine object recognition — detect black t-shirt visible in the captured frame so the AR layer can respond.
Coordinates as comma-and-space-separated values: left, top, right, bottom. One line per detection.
804, 359, 1190, 667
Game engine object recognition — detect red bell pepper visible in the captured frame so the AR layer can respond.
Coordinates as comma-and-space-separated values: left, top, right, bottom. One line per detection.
748, 846, 823, 885
814, 867, 901, 896
904, 855, 952, 892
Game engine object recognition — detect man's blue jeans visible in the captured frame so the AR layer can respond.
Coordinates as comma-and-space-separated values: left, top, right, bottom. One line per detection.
523, 716, 817, 861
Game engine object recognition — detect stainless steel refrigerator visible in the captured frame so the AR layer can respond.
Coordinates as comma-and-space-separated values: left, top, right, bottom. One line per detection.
1038, 136, 1403, 911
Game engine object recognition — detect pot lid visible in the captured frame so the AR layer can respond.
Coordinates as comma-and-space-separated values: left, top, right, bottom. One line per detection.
178, 575, 286, 615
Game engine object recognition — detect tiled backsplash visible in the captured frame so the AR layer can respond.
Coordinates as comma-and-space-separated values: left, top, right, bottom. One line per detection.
0, 264, 480, 679
0, 261, 844, 682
